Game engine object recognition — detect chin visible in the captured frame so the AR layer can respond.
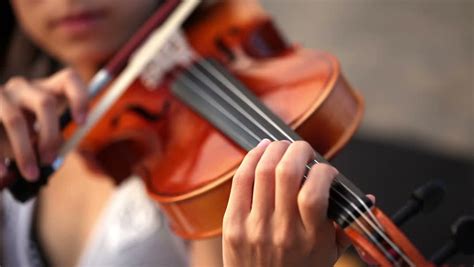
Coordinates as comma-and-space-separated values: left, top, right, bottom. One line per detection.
59, 47, 113, 70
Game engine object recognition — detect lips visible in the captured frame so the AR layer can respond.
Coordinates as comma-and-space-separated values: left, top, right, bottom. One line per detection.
53, 9, 106, 35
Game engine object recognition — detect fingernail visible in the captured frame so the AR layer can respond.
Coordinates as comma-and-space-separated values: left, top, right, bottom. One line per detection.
26, 164, 39, 181
256, 138, 271, 148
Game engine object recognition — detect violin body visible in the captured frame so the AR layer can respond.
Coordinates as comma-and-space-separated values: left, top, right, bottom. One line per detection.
70, 0, 364, 239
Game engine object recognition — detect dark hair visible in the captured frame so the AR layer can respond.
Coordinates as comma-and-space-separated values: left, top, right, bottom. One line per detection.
0, 1, 59, 82
0, 1, 16, 62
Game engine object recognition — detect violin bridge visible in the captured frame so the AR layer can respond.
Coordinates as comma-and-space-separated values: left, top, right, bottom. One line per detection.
139, 30, 194, 89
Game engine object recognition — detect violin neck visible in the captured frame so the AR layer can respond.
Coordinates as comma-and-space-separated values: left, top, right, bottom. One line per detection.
171, 58, 372, 228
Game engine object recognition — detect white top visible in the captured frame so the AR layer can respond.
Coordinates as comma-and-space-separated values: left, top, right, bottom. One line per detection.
1, 177, 189, 267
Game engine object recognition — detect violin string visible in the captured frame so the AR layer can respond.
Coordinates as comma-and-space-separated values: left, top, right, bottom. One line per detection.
329, 180, 414, 265
176, 72, 404, 265
178, 65, 414, 263
330, 195, 399, 265
196, 59, 385, 232
185, 65, 280, 142
189, 59, 417, 265
190, 60, 386, 230
191, 60, 415, 265
186, 60, 356, 208
197, 61, 295, 141
146, 28, 410, 263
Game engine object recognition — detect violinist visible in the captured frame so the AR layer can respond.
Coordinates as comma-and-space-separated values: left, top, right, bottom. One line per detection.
1, 0, 355, 266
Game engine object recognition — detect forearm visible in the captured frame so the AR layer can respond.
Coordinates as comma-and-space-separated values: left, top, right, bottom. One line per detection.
188, 236, 223, 267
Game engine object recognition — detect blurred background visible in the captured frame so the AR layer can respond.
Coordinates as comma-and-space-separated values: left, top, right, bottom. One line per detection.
262, 0, 473, 265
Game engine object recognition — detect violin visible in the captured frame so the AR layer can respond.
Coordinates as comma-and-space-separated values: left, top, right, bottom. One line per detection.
1, 0, 472, 265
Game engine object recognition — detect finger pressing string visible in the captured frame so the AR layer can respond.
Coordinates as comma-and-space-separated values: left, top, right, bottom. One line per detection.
226, 138, 271, 218
298, 163, 338, 233
251, 140, 289, 219
274, 141, 314, 224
